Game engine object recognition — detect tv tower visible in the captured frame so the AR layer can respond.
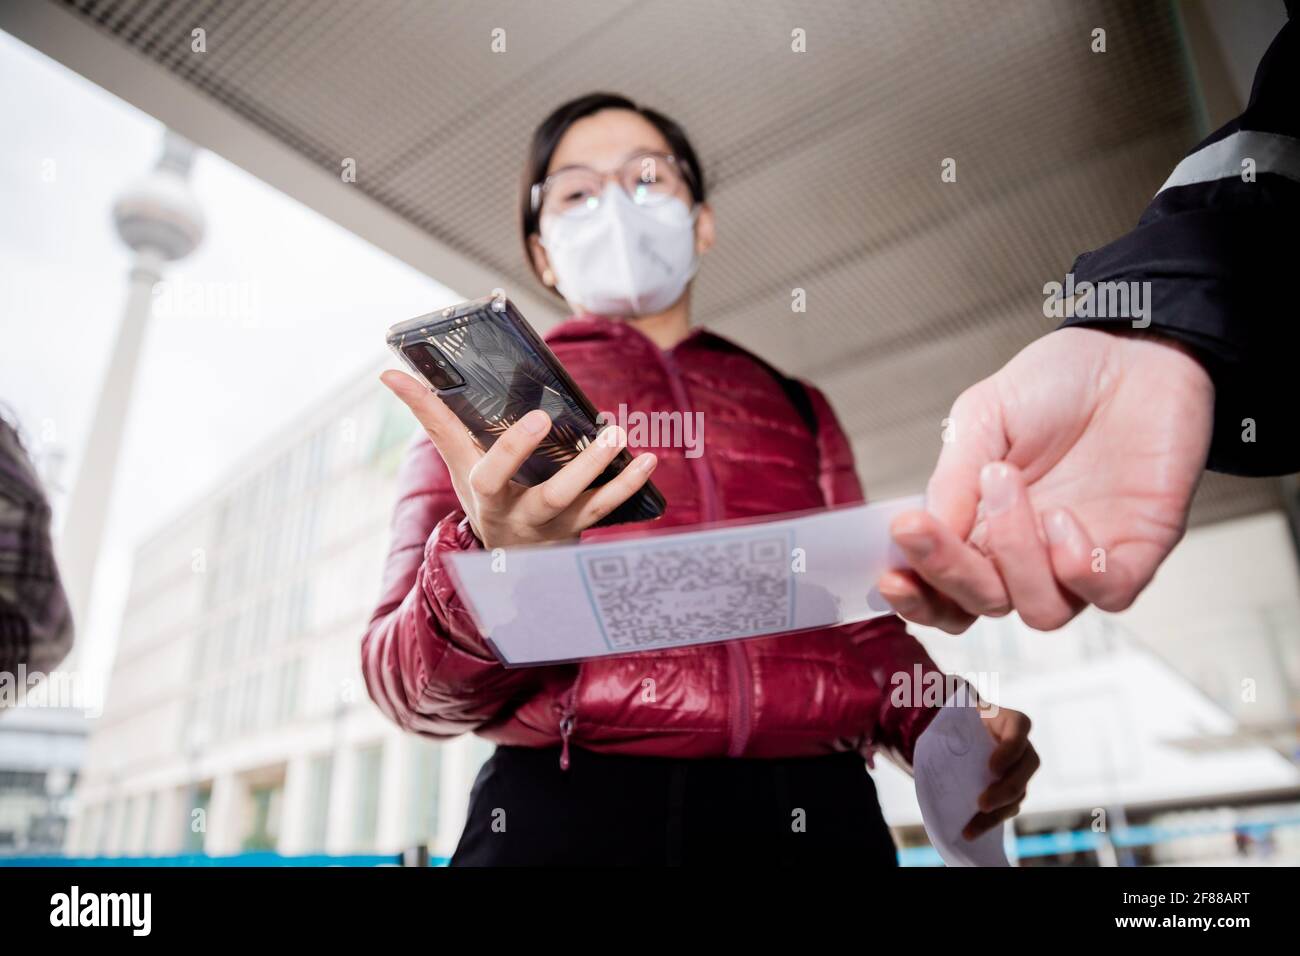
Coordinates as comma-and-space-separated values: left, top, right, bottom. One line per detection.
59, 130, 205, 633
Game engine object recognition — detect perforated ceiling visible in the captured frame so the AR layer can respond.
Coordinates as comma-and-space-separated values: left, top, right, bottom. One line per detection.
52, 0, 1282, 522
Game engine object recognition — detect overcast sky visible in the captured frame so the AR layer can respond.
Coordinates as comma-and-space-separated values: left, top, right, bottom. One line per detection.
0, 30, 459, 693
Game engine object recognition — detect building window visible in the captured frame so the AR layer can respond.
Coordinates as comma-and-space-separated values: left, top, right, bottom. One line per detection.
219, 616, 238, 668
242, 672, 262, 733
293, 579, 314, 638
352, 744, 383, 850
264, 521, 283, 579
266, 590, 285, 646
249, 599, 271, 658
409, 740, 441, 846
140, 792, 157, 856
271, 454, 291, 510
308, 429, 328, 486
190, 627, 208, 679
98, 800, 117, 855
120, 796, 138, 853
203, 565, 222, 613
212, 685, 228, 740
177, 697, 195, 750
190, 692, 213, 750
79, 804, 102, 855
276, 659, 301, 724
242, 783, 282, 852
304, 755, 332, 852
184, 785, 211, 854
296, 500, 318, 562
227, 682, 243, 739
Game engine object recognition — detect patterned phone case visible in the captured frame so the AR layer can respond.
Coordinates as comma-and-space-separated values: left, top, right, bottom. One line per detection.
386, 294, 666, 526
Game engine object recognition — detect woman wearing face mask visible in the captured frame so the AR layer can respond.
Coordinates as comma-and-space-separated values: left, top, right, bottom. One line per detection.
366, 93, 1038, 865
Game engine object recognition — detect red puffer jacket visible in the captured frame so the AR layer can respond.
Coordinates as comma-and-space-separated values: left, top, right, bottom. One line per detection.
362, 315, 943, 768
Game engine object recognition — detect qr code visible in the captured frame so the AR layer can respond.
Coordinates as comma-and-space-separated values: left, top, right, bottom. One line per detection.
579, 532, 794, 651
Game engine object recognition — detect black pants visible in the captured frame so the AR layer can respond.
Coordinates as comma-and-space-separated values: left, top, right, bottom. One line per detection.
450, 745, 898, 866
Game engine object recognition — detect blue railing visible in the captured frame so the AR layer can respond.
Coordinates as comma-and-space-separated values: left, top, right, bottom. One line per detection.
899, 813, 1300, 866
0, 851, 449, 867
5, 814, 1298, 866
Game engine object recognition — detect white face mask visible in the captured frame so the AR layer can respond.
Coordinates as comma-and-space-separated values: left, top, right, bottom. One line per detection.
539, 183, 699, 317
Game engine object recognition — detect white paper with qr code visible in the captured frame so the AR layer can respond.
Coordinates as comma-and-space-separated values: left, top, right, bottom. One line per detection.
444, 494, 922, 666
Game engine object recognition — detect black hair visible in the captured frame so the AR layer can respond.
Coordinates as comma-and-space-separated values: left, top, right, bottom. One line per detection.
519, 92, 706, 295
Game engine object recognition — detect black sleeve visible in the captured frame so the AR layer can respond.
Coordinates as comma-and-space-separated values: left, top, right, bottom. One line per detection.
1057, 16, 1299, 478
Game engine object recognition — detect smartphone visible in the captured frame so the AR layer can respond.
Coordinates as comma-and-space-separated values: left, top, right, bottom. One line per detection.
386, 293, 666, 527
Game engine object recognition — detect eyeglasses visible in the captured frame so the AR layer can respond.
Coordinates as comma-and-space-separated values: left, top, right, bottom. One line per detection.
531, 151, 695, 218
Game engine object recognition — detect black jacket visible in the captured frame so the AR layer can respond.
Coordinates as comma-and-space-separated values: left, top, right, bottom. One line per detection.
1060, 15, 1298, 477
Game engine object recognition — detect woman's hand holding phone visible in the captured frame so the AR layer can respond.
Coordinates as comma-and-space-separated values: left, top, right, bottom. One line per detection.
381, 369, 659, 549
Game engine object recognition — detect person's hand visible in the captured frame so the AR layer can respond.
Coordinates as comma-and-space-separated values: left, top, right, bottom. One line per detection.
877, 327, 1214, 633
964, 706, 1038, 839
381, 369, 658, 549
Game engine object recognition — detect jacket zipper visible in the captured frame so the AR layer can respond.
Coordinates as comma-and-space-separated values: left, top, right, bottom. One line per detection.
656, 346, 753, 758
558, 680, 579, 770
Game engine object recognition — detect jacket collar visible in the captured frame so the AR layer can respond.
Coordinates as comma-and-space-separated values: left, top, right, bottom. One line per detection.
544, 312, 748, 361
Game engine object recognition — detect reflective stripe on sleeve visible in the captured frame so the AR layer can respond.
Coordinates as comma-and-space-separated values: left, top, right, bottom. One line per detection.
1156, 128, 1300, 195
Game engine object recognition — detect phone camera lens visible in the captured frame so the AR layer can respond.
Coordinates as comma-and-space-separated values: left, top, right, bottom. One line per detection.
403, 343, 464, 390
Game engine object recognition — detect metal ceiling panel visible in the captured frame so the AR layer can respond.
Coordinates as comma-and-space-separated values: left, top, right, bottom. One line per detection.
50, 0, 1284, 522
